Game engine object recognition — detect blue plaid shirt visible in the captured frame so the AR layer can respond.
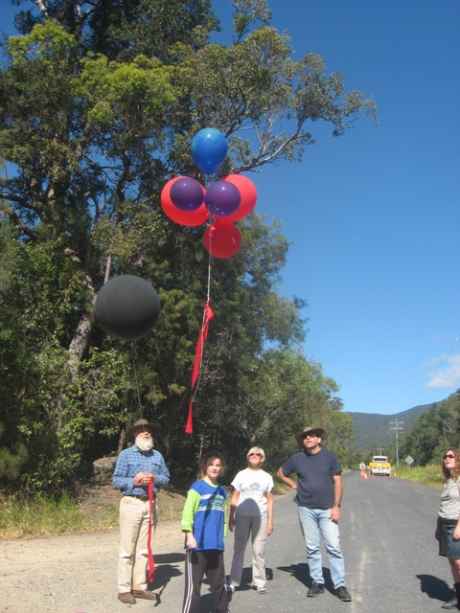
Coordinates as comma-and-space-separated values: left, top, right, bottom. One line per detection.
112, 445, 170, 496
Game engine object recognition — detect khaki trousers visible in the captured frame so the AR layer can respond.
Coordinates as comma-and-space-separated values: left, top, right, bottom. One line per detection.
118, 496, 156, 594
230, 512, 268, 589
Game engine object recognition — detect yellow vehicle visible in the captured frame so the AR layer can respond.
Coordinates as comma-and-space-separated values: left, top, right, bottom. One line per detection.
368, 455, 392, 477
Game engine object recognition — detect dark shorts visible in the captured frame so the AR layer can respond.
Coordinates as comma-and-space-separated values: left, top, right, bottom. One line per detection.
436, 517, 460, 559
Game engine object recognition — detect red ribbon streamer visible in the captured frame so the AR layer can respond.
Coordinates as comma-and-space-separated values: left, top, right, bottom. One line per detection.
146, 480, 155, 582
185, 302, 215, 434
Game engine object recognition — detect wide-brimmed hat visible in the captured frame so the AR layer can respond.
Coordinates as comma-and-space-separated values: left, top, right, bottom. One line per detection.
131, 418, 154, 437
296, 426, 326, 445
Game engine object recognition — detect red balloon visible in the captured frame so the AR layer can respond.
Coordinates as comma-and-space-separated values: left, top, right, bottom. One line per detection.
161, 177, 208, 227
203, 221, 241, 259
222, 174, 257, 222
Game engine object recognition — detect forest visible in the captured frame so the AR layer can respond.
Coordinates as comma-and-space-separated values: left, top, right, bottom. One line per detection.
0, 0, 373, 495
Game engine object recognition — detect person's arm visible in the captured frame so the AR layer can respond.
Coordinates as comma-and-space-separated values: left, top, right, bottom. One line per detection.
266, 491, 274, 535
229, 488, 240, 531
454, 481, 460, 541
453, 518, 460, 541
277, 467, 297, 490
330, 475, 343, 523
181, 489, 200, 549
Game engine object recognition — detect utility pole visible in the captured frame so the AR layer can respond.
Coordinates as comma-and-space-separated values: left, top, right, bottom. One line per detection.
389, 418, 404, 468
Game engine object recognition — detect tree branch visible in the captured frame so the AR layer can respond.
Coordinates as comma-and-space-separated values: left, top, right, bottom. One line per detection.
34, 0, 49, 16
234, 124, 306, 173
5, 209, 38, 241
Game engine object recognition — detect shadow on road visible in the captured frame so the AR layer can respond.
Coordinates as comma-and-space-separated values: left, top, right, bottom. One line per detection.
147, 554, 184, 605
277, 563, 334, 592
221, 566, 274, 590
154, 553, 185, 563
416, 574, 452, 603
189, 586, 236, 613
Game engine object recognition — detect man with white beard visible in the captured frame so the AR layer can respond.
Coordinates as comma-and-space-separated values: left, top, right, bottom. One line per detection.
113, 418, 170, 604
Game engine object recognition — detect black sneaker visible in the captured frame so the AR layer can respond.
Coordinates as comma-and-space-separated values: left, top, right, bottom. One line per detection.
336, 586, 352, 602
441, 593, 458, 609
224, 583, 234, 603
307, 582, 325, 597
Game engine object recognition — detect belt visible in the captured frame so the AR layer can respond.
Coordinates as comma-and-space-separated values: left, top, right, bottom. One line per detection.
126, 495, 149, 501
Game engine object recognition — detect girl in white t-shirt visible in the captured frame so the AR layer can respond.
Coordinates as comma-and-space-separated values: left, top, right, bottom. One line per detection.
229, 446, 274, 593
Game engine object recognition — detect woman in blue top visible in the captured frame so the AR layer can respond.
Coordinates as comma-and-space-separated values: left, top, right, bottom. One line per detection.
181, 452, 231, 613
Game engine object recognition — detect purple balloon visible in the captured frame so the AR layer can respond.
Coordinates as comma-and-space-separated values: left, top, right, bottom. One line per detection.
170, 177, 204, 211
205, 180, 241, 217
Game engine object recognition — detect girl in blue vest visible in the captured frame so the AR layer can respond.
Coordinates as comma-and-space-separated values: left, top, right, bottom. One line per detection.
181, 452, 231, 613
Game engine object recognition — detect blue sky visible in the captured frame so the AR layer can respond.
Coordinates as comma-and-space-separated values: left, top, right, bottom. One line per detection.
1, 1, 459, 415
215, 1, 460, 414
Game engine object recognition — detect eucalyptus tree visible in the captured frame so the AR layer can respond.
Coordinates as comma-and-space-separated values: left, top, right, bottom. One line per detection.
0, 0, 372, 489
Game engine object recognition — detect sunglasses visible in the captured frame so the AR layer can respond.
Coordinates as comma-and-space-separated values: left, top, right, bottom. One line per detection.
248, 453, 263, 457
443, 453, 455, 459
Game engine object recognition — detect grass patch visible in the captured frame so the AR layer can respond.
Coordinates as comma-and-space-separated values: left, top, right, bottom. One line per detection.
156, 489, 186, 521
1, 475, 297, 540
392, 464, 443, 489
0, 494, 90, 539
0, 487, 185, 540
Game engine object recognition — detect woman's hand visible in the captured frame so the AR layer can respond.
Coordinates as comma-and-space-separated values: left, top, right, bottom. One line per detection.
453, 525, 460, 541
267, 522, 274, 536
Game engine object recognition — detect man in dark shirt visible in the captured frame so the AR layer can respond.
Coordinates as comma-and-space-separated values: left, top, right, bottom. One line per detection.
277, 426, 352, 603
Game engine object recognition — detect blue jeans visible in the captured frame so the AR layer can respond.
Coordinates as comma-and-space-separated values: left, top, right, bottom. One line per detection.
297, 506, 346, 589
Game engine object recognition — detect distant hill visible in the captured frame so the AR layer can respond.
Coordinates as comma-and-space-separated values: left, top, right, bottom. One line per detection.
348, 401, 440, 451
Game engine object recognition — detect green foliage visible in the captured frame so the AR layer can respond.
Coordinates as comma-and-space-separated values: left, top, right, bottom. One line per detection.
0, 432, 28, 481
0, 1, 371, 494
400, 390, 460, 465
0, 493, 85, 538
15, 1, 219, 61
0, 487, 184, 538
392, 464, 443, 488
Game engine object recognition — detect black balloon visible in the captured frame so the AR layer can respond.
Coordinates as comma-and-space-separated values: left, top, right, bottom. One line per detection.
94, 275, 160, 339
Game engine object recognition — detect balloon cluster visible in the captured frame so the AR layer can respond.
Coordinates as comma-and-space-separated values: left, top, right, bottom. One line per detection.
160, 128, 257, 259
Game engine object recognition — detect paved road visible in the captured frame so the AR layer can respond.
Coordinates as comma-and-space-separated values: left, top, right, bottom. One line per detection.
0, 473, 454, 612
220, 472, 452, 613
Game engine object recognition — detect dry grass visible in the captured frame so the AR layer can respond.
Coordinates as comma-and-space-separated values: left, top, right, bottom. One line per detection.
0, 473, 292, 540
392, 464, 443, 489
0, 486, 186, 540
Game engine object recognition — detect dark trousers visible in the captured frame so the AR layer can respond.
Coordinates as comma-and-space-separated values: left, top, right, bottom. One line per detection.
182, 549, 230, 613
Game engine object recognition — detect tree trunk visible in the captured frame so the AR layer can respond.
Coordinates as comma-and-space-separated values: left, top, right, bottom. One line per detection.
68, 274, 96, 380
117, 426, 127, 454
68, 253, 112, 379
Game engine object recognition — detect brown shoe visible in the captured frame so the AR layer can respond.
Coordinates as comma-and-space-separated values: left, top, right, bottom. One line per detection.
118, 592, 136, 604
132, 590, 157, 601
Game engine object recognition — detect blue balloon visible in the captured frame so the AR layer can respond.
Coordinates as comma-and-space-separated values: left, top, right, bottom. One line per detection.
191, 128, 228, 175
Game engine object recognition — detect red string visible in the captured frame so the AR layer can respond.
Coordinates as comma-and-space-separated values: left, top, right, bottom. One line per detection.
146, 480, 155, 582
